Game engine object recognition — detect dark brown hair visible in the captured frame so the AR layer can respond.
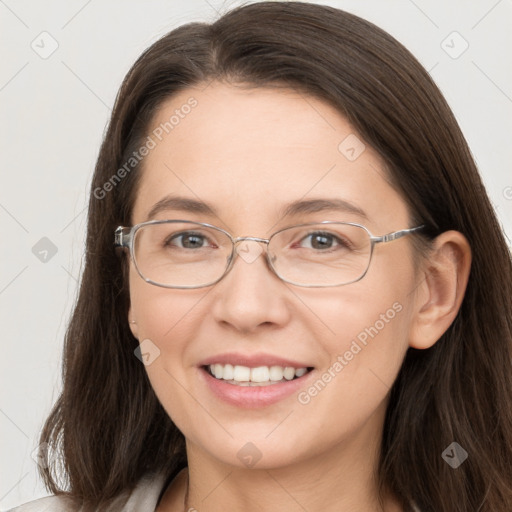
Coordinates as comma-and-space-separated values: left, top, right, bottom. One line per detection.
39, 2, 512, 510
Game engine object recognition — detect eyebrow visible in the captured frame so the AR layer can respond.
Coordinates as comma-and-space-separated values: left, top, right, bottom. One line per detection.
146, 195, 368, 222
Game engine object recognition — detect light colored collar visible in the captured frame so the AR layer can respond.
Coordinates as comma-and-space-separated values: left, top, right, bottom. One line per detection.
7, 472, 169, 512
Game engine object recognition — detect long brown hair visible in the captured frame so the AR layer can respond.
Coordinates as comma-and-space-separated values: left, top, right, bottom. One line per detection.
39, 2, 512, 510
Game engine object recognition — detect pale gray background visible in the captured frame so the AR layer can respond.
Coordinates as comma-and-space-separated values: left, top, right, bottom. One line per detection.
1, 0, 511, 508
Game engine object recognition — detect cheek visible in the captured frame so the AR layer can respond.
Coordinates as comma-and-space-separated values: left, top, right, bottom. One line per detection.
290, 290, 409, 447
129, 272, 206, 432
296, 273, 409, 353
333, 298, 408, 388
295, 263, 412, 385
128, 267, 201, 402
129, 264, 201, 342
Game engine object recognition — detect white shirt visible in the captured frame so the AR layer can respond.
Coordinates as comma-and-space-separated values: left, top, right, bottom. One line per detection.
6, 472, 168, 512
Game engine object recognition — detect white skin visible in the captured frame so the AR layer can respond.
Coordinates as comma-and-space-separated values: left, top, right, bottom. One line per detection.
127, 82, 471, 512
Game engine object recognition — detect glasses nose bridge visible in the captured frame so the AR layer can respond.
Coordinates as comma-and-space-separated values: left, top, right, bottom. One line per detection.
232, 235, 270, 247
230, 236, 274, 270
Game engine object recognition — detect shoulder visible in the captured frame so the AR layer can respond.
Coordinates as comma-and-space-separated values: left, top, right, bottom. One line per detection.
6, 471, 170, 512
6, 495, 74, 512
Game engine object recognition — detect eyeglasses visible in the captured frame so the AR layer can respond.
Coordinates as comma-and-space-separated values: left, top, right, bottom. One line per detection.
114, 220, 424, 289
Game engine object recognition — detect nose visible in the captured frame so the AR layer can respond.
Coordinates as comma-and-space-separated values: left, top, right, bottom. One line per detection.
210, 239, 291, 334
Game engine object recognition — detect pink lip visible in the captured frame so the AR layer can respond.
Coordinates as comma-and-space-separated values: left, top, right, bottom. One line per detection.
198, 365, 315, 409
197, 352, 312, 368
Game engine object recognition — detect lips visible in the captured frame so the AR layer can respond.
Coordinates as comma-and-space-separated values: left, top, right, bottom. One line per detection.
197, 352, 315, 408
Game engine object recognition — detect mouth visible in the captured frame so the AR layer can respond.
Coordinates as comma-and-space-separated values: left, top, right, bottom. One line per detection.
202, 364, 314, 386
197, 353, 316, 407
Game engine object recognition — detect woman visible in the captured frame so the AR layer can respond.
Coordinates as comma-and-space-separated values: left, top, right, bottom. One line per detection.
10, 2, 512, 511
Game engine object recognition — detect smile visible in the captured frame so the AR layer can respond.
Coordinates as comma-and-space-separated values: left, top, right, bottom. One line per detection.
199, 359, 316, 408
204, 364, 313, 386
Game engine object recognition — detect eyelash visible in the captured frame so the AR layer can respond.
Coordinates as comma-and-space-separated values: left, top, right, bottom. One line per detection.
165, 231, 352, 251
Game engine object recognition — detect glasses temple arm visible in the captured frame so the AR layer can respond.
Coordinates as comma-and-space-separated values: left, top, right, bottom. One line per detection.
374, 225, 424, 244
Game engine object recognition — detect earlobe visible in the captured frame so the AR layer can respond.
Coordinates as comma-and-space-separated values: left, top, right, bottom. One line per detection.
408, 230, 471, 350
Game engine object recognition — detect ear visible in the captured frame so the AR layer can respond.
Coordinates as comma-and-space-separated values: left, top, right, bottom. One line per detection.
128, 305, 139, 340
408, 230, 471, 349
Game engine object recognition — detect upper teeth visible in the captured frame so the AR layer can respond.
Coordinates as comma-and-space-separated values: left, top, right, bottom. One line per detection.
209, 364, 308, 383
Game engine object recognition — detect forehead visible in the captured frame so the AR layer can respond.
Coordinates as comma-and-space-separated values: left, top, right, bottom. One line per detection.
131, 82, 409, 233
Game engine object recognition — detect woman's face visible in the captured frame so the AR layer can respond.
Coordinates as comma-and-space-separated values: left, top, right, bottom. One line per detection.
128, 82, 420, 470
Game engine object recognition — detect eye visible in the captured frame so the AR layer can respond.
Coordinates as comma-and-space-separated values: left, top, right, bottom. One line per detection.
295, 231, 352, 251
165, 231, 214, 249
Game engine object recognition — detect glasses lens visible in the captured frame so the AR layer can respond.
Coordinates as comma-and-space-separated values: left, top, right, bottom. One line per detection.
269, 223, 372, 286
133, 222, 231, 287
